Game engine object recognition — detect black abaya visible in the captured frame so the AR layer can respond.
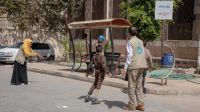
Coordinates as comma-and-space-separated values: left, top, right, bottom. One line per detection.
11, 61, 28, 85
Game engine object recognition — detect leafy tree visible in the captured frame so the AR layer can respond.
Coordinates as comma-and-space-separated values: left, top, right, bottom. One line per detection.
1, 0, 84, 32
67, 0, 85, 22
2, 0, 29, 31
120, 0, 182, 41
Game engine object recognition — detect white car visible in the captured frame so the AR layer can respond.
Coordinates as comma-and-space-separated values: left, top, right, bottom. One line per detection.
0, 42, 55, 63
0, 45, 7, 49
0, 42, 22, 63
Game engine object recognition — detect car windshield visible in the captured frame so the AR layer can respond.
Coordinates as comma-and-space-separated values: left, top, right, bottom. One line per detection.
9, 42, 23, 48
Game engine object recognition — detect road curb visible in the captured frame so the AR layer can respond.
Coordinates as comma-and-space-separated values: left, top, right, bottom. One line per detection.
28, 68, 200, 95
28, 68, 127, 89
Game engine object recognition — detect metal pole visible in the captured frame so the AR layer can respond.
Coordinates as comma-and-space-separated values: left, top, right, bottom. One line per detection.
89, 29, 92, 63
109, 27, 115, 76
106, 0, 110, 40
161, 20, 165, 58
198, 38, 200, 67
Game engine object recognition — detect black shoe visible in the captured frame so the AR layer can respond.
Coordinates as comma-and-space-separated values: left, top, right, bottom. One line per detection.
85, 95, 91, 102
91, 97, 100, 104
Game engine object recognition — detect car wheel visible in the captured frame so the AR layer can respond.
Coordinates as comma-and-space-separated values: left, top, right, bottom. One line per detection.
0, 62, 6, 64
48, 56, 55, 61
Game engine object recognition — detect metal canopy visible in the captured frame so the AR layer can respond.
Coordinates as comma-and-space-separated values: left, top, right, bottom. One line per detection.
67, 18, 132, 76
68, 18, 132, 29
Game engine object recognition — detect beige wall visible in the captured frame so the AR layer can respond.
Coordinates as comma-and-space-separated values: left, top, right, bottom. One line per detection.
112, 40, 198, 67
111, 40, 199, 61
148, 41, 198, 60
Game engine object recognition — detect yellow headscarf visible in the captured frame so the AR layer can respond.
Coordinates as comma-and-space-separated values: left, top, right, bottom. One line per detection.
22, 39, 37, 57
23, 39, 32, 48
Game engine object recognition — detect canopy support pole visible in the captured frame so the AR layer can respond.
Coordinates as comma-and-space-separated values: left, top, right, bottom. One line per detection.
109, 27, 115, 76
89, 29, 92, 63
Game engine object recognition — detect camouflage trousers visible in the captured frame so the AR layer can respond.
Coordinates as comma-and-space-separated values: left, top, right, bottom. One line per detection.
127, 68, 144, 108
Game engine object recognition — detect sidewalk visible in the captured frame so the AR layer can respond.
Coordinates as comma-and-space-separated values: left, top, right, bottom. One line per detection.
27, 62, 200, 95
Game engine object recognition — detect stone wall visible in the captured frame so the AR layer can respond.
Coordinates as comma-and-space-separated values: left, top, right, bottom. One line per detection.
111, 40, 198, 67
148, 41, 198, 60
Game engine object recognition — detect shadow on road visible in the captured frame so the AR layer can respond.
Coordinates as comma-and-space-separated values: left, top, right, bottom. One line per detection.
146, 82, 161, 85
102, 100, 126, 109
78, 95, 86, 100
78, 96, 126, 109
121, 88, 128, 94
29, 81, 38, 83
58, 68, 86, 73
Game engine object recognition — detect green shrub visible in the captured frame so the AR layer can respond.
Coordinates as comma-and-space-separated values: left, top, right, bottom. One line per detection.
60, 37, 71, 62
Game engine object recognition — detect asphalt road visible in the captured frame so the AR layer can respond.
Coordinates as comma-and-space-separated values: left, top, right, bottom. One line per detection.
0, 65, 200, 112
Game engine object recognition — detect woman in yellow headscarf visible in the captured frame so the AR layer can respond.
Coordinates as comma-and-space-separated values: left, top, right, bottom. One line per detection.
11, 39, 42, 85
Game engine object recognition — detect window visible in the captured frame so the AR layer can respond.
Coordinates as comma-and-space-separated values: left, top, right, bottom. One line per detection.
112, 0, 125, 39
168, 0, 194, 40
31, 43, 39, 50
32, 43, 50, 50
91, 0, 105, 39
42, 44, 50, 49
9, 42, 23, 48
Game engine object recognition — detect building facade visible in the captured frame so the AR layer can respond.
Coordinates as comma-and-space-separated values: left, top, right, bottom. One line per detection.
84, 0, 200, 67
1, 0, 200, 66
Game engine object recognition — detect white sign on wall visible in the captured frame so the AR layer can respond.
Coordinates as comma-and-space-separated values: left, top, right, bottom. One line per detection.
155, 1, 173, 20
